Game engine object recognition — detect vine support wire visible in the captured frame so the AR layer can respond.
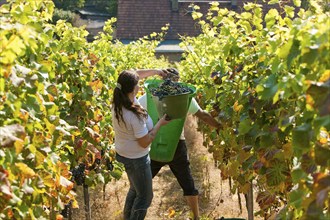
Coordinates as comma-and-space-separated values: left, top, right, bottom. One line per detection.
83, 184, 91, 220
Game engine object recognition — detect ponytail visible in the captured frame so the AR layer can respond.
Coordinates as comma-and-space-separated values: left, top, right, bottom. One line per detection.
113, 71, 147, 126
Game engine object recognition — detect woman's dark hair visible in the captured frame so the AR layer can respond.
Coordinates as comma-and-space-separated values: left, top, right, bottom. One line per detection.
113, 70, 147, 125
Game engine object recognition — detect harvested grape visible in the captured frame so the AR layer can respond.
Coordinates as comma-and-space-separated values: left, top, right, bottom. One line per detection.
150, 79, 192, 100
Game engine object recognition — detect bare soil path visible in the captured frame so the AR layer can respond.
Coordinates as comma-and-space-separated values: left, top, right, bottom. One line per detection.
72, 116, 262, 220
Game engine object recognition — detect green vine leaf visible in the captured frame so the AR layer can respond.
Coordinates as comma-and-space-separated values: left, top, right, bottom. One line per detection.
265, 159, 288, 186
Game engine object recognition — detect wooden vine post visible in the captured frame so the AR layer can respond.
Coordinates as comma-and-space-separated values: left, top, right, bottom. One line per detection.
83, 184, 91, 220
246, 183, 254, 220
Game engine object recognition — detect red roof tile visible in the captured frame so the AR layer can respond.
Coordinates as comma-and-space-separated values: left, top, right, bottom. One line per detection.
116, 0, 294, 40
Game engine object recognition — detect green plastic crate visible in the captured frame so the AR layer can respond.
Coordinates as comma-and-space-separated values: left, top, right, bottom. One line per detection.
144, 79, 196, 162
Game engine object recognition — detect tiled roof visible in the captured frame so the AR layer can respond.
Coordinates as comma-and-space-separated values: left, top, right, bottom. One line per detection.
116, 0, 218, 40
116, 0, 294, 40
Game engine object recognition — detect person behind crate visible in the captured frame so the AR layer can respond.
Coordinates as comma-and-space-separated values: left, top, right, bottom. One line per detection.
112, 69, 171, 220
138, 68, 222, 220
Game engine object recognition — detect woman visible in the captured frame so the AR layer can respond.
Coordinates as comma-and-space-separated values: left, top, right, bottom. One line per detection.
112, 69, 170, 220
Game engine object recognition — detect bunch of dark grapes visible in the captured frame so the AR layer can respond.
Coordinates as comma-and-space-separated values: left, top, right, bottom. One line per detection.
60, 201, 72, 218
150, 79, 192, 99
71, 163, 86, 186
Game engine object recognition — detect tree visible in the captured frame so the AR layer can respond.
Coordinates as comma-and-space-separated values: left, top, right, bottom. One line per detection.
85, 0, 118, 16
53, 0, 85, 10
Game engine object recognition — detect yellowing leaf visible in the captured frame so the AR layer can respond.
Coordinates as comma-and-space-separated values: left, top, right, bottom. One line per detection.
0, 78, 5, 92
89, 79, 103, 93
43, 175, 55, 187
71, 199, 79, 208
150, 32, 157, 37
18, 110, 29, 122
192, 12, 203, 20
14, 140, 24, 154
241, 12, 252, 20
56, 161, 71, 179
193, 5, 200, 10
207, 29, 216, 37
32, 131, 45, 145
63, 92, 73, 101
35, 150, 46, 167
319, 137, 327, 144
259, 56, 266, 62
15, 163, 36, 178
273, 90, 281, 104
210, 2, 219, 11
1, 50, 17, 65
93, 108, 103, 122
93, 125, 100, 134
7, 35, 26, 56
306, 94, 315, 110
43, 118, 56, 134
167, 207, 176, 218
319, 70, 330, 82
293, 0, 301, 7
233, 101, 243, 112
48, 94, 54, 102
28, 144, 36, 154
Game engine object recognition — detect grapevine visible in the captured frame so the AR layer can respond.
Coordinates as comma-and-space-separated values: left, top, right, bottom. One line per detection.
0, 0, 171, 218
179, 1, 330, 219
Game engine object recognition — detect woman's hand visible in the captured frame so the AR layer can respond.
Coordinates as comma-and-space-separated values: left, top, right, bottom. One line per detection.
161, 68, 180, 80
137, 114, 171, 148
145, 114, 171, 144
158, 114, 171, 126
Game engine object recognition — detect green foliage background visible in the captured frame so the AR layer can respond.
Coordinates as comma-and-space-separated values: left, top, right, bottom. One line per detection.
53, 0, 85, 10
